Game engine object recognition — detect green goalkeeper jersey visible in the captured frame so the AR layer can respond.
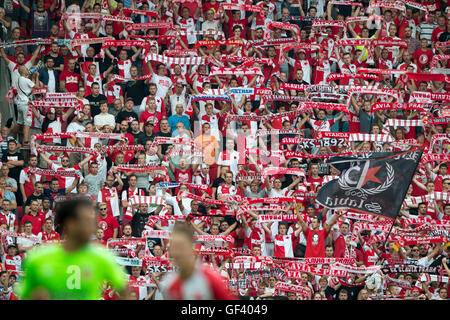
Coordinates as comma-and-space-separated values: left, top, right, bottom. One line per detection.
18, 243, 126, 300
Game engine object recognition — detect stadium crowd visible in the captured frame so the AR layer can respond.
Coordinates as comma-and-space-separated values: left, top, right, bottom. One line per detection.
0, 0, 449, 300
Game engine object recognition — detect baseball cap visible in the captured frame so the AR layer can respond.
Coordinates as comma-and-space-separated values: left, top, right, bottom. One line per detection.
7, 244, 17, 248
49, 107, 56, 114
145, 121, 154, 126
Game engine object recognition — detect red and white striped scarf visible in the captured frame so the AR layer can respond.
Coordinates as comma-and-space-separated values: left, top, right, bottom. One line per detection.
125, 22, 173, 31
327, 73, 380, 82
194, 39, 244, 48
330, 0, 363, 7
287, 264, 348, 277
421, 153, 450, 164
368, 0, 406, 14
403, 192, 450, 206
372, 102, 427, 112
195, 235, 234, 245
258, 214, 299, 223
303, 257, 356, 265
262, 167, 306, 179
36, 145, 98, 156
221, 55, 275, 68
29, 168, 81, 177
348, 133, 394, 142
210, 67, 263, 77
163, 49, 198, 57
142, 229, 172, 239
410, 92, 450, 102
144, 53, 207, 65
372, 39, 408, 48
358, 67, 406, 75
264, 21, 301, 41
121, 8, 160, 19
71, 36, 114, 47
381, 119, 423, 135
145, 215, 186, 229
112, 74, 153, 83
274, 282, 311, 298
331, 262, 381, 275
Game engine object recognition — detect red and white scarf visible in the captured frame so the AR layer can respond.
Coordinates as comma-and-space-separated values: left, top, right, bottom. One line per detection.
144, 53, 207, 65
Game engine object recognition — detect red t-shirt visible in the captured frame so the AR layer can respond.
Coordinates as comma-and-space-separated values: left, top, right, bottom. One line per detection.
304, 228, 329, 257
431, 26, 446, 42
139, 111, 163, 133
3, 254, 24, 275
174, 167, 194, 184
413, 49, 434, 71
59, 70, 82, 93
306, 176, 323, 192
38, 230, 60, 242
97, 214, 119, 241
21, 213, 45, 235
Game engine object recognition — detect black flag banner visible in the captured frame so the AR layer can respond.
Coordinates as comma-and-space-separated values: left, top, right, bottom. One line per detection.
316, 149, 423, 219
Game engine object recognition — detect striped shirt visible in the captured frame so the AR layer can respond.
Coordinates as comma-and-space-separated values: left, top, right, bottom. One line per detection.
417, 22, 438, 44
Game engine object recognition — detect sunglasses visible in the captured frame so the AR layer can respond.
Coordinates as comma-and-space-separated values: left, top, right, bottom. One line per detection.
99, 208, 107, 211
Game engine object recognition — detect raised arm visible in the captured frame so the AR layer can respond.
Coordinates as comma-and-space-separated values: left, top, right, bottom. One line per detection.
18, 0, 30, 14
0, 48, 11, 65
222, 221, 238, 236
190, 220, 206, 235
297, 210, 308, 233
324, 211, 339, 233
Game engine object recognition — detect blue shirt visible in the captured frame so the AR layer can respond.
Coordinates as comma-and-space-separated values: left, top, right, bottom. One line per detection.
168, 115, 190, 133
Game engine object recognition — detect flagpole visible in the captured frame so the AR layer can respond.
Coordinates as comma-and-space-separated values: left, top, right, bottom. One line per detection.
374, 213, 397, 267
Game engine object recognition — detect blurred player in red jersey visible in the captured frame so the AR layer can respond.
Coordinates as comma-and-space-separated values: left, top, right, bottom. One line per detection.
160, 223, 235, 300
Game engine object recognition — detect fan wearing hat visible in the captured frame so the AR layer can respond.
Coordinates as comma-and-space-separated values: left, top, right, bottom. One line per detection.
138, 121, 156, 146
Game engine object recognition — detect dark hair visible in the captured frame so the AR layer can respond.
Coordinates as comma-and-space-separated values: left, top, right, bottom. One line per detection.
232, 24, 242, 32
23, 220, 33, 226
55, 198, 94, 228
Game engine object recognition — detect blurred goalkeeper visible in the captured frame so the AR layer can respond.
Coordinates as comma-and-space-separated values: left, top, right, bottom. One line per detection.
18, 199, 128, 300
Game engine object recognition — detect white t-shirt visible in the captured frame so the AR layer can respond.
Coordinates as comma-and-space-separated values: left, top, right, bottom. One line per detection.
16, 76, 34, 104
268, 188, 288, 198
8, 60, 33, 90
94, 113, 116, 128
169, 93, 187, 115
151, 74, 173, 99
51, 162, 82, 193
202, 20, 219, 32
217, 150, 240, 178
66, 122, 85, 147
